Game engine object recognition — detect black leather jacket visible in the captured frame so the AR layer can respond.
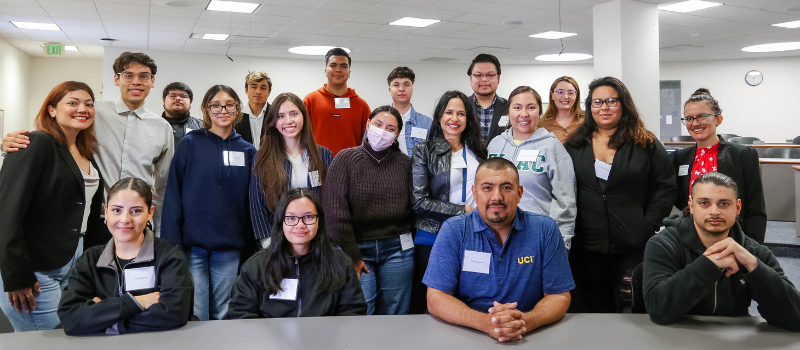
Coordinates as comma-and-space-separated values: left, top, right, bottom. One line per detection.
410, 137, 486, 233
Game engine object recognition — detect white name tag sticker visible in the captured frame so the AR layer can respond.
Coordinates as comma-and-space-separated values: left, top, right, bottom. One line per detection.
411, 127, 427, 139
517, 150, 540, 162
269, 278, 299, 301
399, 232, 414, 251
594, 159, 612, 181
498, 115, 509, 126
309, 170, 321, 187
223, 151, 246, 167
678, 165, 689, 176
334, 97, 351, 109
463, 250, 491, 274
124, 266, 155, 291
451, 154, 468, 168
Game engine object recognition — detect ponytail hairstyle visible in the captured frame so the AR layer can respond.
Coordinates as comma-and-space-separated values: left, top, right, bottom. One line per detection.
684, 88, 722, 115
259, 188, 346, 295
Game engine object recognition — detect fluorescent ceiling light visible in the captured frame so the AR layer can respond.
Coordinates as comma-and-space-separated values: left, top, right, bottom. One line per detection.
535, 53, 593, 62
205, 0, 259, 13
741, 42, 800, 52
773, 20, 800, 29
65, 45, 78, 51
288, 46, 351, 55
203, 33, 229, 40
658, 1, 722, 13
529, 31, 577, 39
11, 21, 60, 31
388, 17, 440, 28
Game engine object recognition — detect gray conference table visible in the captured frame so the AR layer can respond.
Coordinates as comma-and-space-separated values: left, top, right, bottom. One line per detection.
1, 314, 799, 349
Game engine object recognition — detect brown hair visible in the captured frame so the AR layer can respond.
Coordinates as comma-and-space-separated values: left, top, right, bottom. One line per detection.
254, 93, 327, 212
245, 71, 272, 91
200, 85, 244, 129
541, 76, 584, 121
507, 86, 543, 117
387, 66, 415, 85
35, 81, 98, 160
684, 87, 722, 115
112, 52, 157, 75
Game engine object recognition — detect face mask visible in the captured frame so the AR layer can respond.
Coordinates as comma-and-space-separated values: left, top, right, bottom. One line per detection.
367, 124, 397, 151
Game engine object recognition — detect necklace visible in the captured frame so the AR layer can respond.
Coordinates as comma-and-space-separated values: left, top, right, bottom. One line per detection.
363, 145, 390, 163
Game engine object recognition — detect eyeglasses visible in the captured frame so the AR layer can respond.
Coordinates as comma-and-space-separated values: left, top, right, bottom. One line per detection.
208, 103, 238, 114
471, 73, 498, 81
681, 113, 719, 125
167, 93, 190, 100
117, 72, 152, 82
554, 89, 576, 97
284, 215, 318, 226
591, 98, 619, 108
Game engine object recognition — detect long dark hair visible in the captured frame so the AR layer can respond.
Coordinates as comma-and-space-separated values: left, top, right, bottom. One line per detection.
259, 189, 346, 295
367, 105, 403, 152
429, 90, 487, 159
565, 76, 654, 149
255, 92, 327, 212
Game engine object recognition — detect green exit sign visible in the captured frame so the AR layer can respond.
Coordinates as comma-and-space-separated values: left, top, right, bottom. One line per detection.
44, 43, 64, 56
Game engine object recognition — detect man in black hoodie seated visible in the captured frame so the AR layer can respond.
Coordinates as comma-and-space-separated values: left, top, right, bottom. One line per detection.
643, 172, 800, 331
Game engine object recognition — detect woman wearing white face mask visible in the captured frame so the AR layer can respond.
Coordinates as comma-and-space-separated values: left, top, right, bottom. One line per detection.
323, 105, 415, 315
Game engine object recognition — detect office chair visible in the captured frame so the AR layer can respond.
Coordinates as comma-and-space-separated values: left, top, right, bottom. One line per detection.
726, 137, 761, 145
669, 136, 695, 142
763, 147, 800, 159
630, 263, 647, 314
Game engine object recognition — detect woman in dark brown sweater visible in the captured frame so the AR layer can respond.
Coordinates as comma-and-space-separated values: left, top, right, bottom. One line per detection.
323, 105, 414, 315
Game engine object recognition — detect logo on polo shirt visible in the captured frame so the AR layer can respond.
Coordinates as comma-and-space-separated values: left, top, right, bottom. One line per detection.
517, 255, 535, 264
489, 153, 546, 173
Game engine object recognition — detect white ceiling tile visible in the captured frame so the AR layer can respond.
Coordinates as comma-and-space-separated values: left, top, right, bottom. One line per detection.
247, 23, 289, 32
149, 30, 190, 39
53, 17, 104, 27
317, 0, 376, 12
259, 0, 326, 8
59, 24, 105, 34
324, 27, 366, 36
102, 21, 148, 30
38, 0, 97, 11
430, 0, 492, 12
303, 9, 358, 21
363, 4, 425, 17
99, 12, 148, 22
282, 25, 325, 34
244, 15, 298, 25
426, 21, 478, 31
346, 12, 397, 24
192, 26, 233, 34
44, 8, 101, 20
232, 29, 276, 38
94, 3, 149, 15
448, 12, 508, 25
333, 21, 382, 30
149, 15, 197, 26
406, 8, 466, 21
357, 31, 400, 39
94, 0, 150, 5
444, 31, 484, 39
254, 5, 311, 17
408, 27, 456, 37
462, 24, 512, 34
194, 19, 246, 29
105, 28, 147, 38
150, 6, 202, 19
149, 23, 194, 32
0, 14, 53, 22
269, 31, 316, 40
0, 0, 41, 5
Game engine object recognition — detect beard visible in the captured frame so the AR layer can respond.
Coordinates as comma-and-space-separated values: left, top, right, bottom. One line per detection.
696, 216, 731, 236
166, 108, 190, 119
485, 201, 508, 223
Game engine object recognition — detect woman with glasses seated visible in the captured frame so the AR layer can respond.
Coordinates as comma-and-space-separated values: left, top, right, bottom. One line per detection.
564, 77, 676, 313
539, 76, 586, 143
227, 188, 367, 319
672, 88, 766, 243
160, 85, 256, 321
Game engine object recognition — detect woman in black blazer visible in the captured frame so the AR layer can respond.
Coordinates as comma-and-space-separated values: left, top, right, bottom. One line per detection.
672, 88, 766, 243
0, 81, 105, 332
564, 77, 677, 313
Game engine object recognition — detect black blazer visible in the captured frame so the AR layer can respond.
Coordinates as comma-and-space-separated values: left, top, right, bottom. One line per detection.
471, 94, 508, 145
235, 103, 271, 146
672, 136, 766, 243
0, 131, 106, 292
565, 135, 677, 254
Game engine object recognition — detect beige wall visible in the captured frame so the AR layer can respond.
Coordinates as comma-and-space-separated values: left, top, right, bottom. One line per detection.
28, 57, 104, 125
0, 37, 31, 168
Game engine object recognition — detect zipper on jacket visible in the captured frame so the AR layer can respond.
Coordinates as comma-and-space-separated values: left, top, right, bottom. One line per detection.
99, 265, 123, 297
712, 281, 718, 314
295, 257, 302, 317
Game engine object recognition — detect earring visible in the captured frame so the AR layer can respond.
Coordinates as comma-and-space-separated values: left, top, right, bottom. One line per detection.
103, 219, 107, 225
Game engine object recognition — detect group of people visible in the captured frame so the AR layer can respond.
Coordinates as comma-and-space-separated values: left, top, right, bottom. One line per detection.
0, 47, 799, 341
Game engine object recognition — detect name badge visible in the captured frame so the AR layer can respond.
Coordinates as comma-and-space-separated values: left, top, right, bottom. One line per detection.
399, 232, 414, 251
410, 127, 427, 139
223, 151, 246, 167
517, 150, 540, 162
334, 97, 351, 109
124, 266, 155, 292
451, 153, 468, 169
678, 165, 689, 176
463, 250, 491, 274
269, 279, 299, 301
498, 115, 509, 126
594, 159, 612, 181
309, 170, 321, 187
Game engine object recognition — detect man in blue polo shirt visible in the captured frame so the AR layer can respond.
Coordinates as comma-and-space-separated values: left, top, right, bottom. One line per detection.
424, 157, 574, 343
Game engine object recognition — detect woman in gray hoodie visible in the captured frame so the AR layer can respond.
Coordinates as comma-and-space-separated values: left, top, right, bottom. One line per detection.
487, 86, 577, 250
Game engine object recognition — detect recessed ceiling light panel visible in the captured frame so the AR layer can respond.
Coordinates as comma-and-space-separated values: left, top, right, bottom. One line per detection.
741, 42, 800, 52
206, 0, 259, 13
203, 34, 229, 40
10, 21, 60, 31
773, 20, 800, 29
529, 31, 577, 39
388, 17, 441, 28
535, 53, 593, 62
288, 46, 352, 55
658, 1, 722, 13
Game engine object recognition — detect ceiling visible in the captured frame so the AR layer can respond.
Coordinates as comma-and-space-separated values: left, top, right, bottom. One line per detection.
0, 0, 799, 63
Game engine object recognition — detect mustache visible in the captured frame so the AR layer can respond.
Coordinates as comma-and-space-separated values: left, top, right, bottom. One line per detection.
705, 216, 726, 223
486, 201, 507, 210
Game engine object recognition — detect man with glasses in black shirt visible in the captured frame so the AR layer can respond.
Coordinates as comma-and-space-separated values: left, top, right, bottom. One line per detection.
161, 82, 202, 147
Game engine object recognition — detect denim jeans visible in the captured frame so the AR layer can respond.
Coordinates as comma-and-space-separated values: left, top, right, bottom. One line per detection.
357, 235, 414, 315
0, 237, 83, 332
186, 247, 240, 320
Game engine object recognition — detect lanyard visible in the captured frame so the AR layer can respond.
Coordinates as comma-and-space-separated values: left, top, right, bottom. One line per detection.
461, 146, 468, 203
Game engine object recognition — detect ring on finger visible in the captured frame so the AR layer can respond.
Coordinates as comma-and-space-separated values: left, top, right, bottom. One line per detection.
26, 294, 33, 298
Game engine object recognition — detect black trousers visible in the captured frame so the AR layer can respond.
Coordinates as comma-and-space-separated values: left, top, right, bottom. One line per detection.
569, 247, 644, 313
409, 244, 433, 315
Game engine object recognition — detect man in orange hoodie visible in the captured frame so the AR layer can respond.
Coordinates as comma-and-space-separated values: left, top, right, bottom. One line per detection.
303, 48, 371, 157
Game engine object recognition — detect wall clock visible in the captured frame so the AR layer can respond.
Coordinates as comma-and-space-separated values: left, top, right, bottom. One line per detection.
745, 70, 763, 86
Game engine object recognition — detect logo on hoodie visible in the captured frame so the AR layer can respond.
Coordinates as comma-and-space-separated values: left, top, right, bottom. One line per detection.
489, 153, 546, 173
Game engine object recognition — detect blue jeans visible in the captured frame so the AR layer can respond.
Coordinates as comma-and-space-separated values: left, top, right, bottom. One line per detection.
357, 236, 414, 315
186, 247, 240, 320
0, 237, 82, 332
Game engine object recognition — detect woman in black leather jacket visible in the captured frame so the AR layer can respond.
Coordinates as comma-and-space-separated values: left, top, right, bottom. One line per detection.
407, 90, 487, 314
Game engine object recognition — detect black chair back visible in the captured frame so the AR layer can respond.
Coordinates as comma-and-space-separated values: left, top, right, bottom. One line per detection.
664, 146, 680, 162
631, 263, 646, 314
719, 134, 739, 141
763, 147, 800, 159
793, 136, 800, 145
669, 136, 695, 142
727, 137, 761, 145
